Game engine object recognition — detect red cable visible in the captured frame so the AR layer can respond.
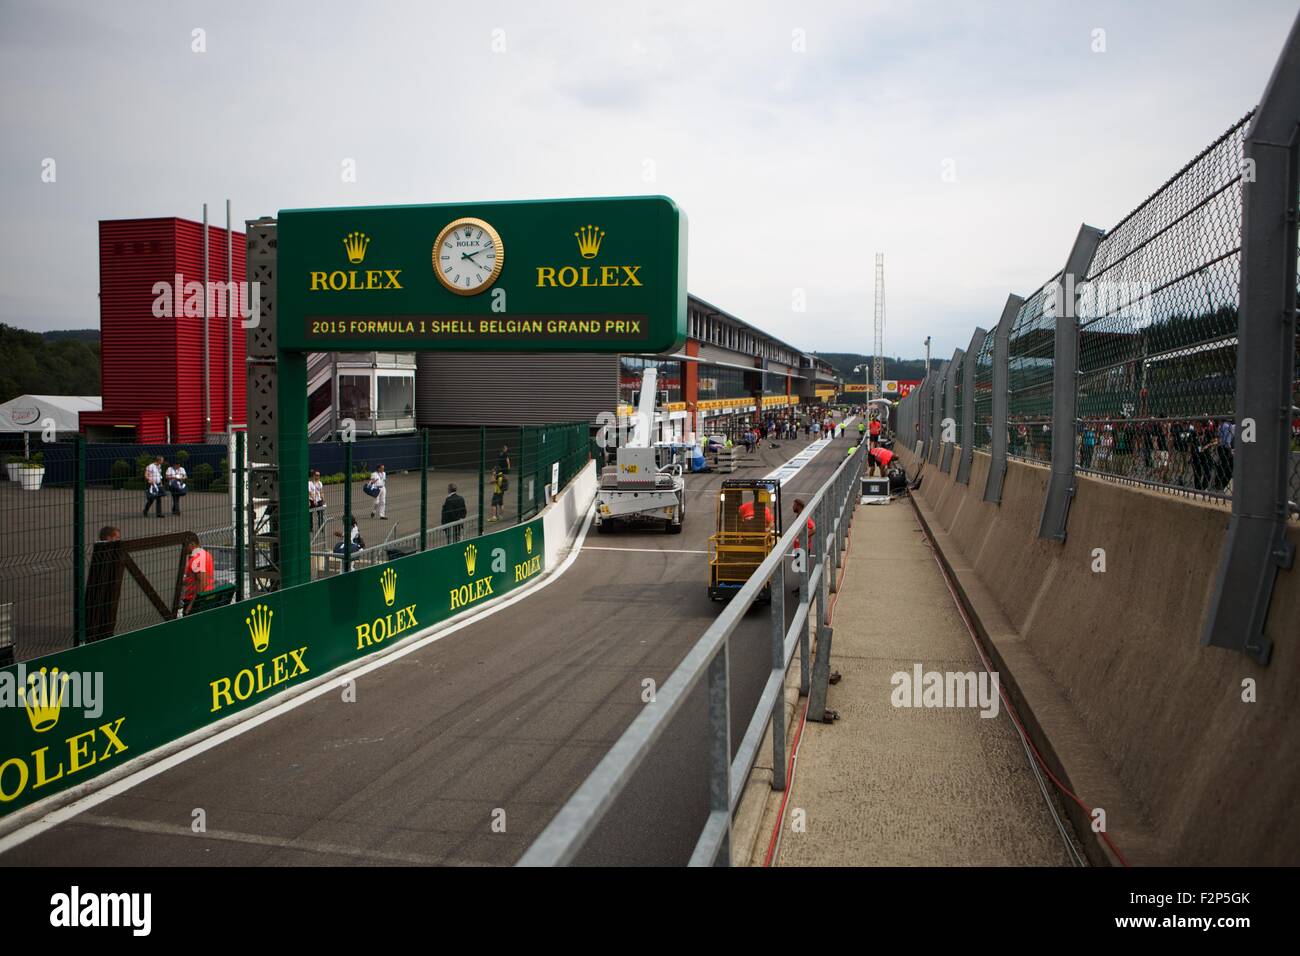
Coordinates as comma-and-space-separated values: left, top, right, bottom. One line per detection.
920, 527, 1131, 867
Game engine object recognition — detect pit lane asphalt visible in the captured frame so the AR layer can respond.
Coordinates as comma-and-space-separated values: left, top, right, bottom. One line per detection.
1, 425, 861, 867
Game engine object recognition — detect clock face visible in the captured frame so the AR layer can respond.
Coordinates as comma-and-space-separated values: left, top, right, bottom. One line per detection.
432, 217, 504, 295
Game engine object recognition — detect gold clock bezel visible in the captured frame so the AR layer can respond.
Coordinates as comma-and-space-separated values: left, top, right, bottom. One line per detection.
432, 217, 505, 296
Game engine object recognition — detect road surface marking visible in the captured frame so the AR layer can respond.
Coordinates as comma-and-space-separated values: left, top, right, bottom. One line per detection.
581, 546, 707, 554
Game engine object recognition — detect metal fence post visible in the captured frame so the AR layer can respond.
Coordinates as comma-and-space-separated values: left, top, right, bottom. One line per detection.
1202, 11, 1300, 665
930, 362, 950, 465
235, 430, 245, 601
702, 644, 732, 866
770, 547, 788, 791
799, 518, 811, 698
940, 350, 963, 473
984, 294, 1023, 504
478, 426, 486, 537
73, 435, 86, 646
517, 425, 525, 524
419, 428, 429, 552
956, 328, 987, 485
1038, 224, 1104, 541
343, 439, 353, 574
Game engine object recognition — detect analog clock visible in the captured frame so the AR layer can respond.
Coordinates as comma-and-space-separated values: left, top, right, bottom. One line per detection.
432, 217, 504, 295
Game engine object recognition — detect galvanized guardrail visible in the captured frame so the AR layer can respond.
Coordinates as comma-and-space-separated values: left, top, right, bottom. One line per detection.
519, 444, 865, 866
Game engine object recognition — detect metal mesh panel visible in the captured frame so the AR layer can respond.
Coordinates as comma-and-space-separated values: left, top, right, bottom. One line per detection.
953, 355, 964, 447
973, 328, 995, 450
1292, 247, 1300, 519
1007, 274, 1061, 462
1074, 114, 1254, 499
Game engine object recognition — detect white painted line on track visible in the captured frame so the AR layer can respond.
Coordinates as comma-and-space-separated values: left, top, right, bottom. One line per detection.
581, 546, 707, 554
0, 506, 599, 856
765, 416, 856, 486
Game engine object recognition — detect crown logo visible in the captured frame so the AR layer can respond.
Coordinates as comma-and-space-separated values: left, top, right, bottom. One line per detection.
380, 567, 397, 607
574, 224, 605, 259
20, 667, 68, 734
525, 527, 533, 554
464, 543, 477, 577
246, 603, 273, 653
343, 231, 370, 264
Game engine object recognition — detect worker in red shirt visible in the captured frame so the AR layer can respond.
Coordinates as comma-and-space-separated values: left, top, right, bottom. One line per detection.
868, 440, 895, 477
869, 417, 883, 439
738, 494, 775, 528
181, 538, 215, 614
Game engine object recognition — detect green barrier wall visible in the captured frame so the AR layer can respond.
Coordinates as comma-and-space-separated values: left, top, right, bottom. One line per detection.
0, 518, 544, 816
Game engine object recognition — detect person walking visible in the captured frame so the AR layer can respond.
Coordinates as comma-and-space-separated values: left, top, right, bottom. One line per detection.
498, 444, 512, 474
367, 463, 387, 519
441, 482, 468, 542
166, 460, 188, 516
308, 470, 326, 530
142, 456, 165, 518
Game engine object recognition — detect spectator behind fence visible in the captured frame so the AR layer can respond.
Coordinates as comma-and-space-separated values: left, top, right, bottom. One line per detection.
308, 470, 326, 530
441, 483, 468, 542
166, 460, 188, 516
490, 468, 508, 522
99, 525, 121, 542
333, 517, 365, 562
143, 456, 165, 518
366, 463, 387, 519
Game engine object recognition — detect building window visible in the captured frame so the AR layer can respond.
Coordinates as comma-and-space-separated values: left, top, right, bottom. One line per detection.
377, 375, 414, 420
338, 374, 371, 420
619, 357, 682, 406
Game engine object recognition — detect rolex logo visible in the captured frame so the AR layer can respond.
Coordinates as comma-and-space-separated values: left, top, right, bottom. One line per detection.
525, 527, 533, 554
342, 231, 371, 264
246, 603, 273, 653
574, 224, 605, 259
380, 567, 397, 607
464, 543, 477, 577
20, 667, 68, 733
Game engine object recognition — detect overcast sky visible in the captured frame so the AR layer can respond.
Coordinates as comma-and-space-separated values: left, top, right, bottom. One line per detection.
1, 0, 1295, 358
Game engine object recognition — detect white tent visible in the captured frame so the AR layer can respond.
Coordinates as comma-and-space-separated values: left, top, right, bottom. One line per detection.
0, 395, 101, 434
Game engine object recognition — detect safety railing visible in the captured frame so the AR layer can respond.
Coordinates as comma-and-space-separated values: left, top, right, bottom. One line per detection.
519, 445, 865, 866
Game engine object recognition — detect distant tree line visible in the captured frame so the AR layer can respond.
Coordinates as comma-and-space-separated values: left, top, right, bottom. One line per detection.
814, 353, 935, 385
0, 324, 100, 404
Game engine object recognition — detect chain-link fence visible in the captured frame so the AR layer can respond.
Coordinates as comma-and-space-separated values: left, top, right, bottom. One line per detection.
894, 106, 1297, 522
1075, 113, 1253, 500
1, 423, 591, 664
1006, 275, 1061, 463
973, 328, 995, 451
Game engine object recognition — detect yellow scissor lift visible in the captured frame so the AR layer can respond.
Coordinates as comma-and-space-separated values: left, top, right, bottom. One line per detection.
708, 478, 783, 604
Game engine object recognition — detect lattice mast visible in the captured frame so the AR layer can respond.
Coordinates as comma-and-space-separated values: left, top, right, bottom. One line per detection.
872, 253, 885, 391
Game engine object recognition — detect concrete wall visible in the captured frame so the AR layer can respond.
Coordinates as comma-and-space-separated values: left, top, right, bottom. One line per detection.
898, 443, 1300, 865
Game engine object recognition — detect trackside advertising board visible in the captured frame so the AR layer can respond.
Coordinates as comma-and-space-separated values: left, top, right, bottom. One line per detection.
276, 195, 687, 354
0, 521, 543, 816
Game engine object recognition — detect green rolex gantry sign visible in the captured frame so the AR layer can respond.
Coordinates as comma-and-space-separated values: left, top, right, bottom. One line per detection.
274, 195, 686, 588
277, 195, 688, 353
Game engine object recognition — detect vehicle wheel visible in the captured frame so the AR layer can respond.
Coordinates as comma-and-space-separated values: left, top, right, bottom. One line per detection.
667, 519, 682, 534
597, 521, 610, 534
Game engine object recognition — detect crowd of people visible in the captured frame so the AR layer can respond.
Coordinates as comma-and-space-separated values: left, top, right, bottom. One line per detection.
975, 413, 1264, 494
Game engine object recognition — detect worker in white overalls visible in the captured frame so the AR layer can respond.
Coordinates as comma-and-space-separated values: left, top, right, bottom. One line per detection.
368, 463, 387, 519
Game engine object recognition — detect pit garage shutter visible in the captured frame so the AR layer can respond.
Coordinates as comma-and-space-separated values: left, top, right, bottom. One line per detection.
415, 353, 618, 427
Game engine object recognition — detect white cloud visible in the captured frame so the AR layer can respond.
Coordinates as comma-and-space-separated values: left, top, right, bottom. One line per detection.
0, 0, 1293, 357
